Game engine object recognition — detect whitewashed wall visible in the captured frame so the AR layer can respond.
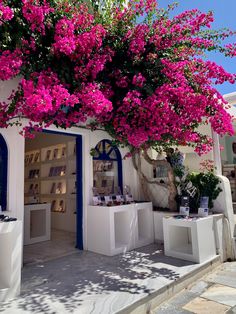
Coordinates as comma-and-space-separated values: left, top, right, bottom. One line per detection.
0, 127, 25, 222
0, 78, 24, 221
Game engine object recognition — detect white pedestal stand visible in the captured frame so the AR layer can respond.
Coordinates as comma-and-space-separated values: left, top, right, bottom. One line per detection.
24, 203, 51, 245
163, 216, 216, 263
87, 202, 154, 256
0, 221, 22, 301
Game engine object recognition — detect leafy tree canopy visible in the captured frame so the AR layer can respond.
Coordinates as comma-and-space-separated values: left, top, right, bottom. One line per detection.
0, 0, 235, 154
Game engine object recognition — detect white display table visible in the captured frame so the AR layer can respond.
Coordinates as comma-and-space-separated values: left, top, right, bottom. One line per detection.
87, 202, 154, 256
163, 216, 217, 263
24, 203, 51, 245
0, 221, 22, 301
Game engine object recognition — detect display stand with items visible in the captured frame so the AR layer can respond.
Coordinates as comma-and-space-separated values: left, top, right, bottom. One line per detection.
93, 160, 117, 195
163, 196, 216, 263
24, 141, 77, 214
0, 220, 22, 301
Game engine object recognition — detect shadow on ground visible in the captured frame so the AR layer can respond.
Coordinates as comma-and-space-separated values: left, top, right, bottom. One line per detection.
0, 244, 194, 314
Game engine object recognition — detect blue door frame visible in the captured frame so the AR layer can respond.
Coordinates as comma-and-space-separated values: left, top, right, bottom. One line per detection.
0, 134, 8, 211
42, 130, 83, 250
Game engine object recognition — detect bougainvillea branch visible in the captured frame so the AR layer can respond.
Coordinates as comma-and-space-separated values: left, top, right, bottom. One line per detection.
0, 0, 235, 155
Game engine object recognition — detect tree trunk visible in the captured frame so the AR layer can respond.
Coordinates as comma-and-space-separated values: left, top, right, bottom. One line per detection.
132, 149, 177, 211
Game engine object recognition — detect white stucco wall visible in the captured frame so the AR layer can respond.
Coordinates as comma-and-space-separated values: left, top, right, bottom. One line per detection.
0, 127, 25, 222
0, 78, 24, 221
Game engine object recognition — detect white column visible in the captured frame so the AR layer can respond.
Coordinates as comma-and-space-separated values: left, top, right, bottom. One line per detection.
211, 128, 222, 176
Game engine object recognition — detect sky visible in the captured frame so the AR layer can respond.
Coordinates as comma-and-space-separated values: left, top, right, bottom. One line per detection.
157, 0, 236, 96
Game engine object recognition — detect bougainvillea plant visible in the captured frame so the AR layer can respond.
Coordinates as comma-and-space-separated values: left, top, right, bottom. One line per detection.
0, 0, 235, 156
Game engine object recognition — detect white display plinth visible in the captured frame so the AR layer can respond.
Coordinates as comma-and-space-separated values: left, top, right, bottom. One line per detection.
134, 202, 154, 248
24, 203, 51, 245
0, 221, 22, 302
163, 216, 216, 263
87, 202, 154, 256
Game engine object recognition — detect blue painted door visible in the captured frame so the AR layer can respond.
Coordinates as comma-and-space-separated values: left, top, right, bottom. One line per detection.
42, 130, 83, 249
0, 135, 8, 211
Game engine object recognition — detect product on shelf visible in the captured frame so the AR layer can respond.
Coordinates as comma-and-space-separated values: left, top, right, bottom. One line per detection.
53, 148, 59, 159
45, 150, 51, 161
55, 182, 63, 194
34, 152, 40, 163
61, 146, 66, 158
50, 182, 56, 194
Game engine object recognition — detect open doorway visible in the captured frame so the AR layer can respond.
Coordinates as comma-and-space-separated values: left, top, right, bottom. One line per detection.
23, 131, 82, 265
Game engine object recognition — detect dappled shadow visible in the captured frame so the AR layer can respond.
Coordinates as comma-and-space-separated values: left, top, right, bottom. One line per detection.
0, 244, 196, 314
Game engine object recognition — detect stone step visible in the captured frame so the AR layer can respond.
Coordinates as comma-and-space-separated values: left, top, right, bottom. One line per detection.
118, 256, 221, 314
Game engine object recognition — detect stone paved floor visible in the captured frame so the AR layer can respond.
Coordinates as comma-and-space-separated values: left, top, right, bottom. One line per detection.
23, 229, 77, 266
154, 261, 236, 314
0, 244, 215, 314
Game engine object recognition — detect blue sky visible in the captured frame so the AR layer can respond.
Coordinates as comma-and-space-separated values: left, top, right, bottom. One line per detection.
157, 0, 236, 95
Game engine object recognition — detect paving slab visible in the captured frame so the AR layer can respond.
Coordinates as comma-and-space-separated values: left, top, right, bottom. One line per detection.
0, 244, 218, 314
201, 284, 236, 307
206, 271, 236, 289
154, 280, 211, 313
183, 297, 231, 314
227, 305, 236, 314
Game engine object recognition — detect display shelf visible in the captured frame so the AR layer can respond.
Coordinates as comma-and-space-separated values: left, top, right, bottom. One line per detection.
41, 193, 66, 197
40, 175, 66, 181
67, 174, 76, 178
25, 178, 40, 182
25, 163, 41, 168
25, 149, 40, 166
25, 140, 76, 214
24, 193, 40, 197
41, 157, 66, 165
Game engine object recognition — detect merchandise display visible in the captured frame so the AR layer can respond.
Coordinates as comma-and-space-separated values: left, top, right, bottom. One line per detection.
0, 214, 17, 222
91, 186, 134, 206
198, 196, 209, 217
24, 141, 76, 213
93, 159, 117, 195
91, 182, 134, 207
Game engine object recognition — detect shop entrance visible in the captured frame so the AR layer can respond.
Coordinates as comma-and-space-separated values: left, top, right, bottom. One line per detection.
23, 131, 83, 265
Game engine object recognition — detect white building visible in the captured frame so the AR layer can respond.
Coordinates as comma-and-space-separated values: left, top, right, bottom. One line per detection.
0, 78, 235, 301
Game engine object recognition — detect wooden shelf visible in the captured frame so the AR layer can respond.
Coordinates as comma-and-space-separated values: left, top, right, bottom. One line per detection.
67, 194, 77, 199
25, 193, 40, 197
41, 157, 66, 165
25, 163, 40, 168
25, 178, 40, 182
41, 193, 66, 198
41, 175, 66, 181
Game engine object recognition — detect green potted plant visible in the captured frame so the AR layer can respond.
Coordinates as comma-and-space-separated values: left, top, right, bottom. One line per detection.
177, 160, 222, 213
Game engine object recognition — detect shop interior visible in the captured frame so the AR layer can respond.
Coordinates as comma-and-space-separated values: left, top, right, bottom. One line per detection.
23, 132, 78, 265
